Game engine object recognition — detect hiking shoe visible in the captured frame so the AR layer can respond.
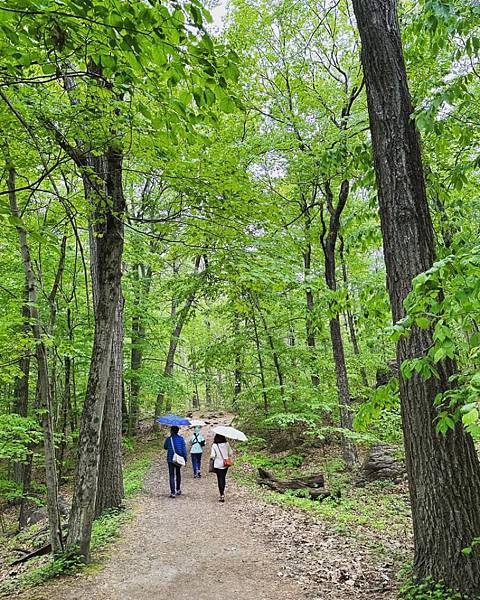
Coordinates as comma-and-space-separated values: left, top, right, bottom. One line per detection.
176, 490, 182, 496
219, 495, 225, 503
169, 493, 176, 498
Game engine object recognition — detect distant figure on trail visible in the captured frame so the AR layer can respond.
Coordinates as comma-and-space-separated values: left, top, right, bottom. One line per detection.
210, 434, 233, 503
164, 426, 188, 498
189, 426, 206, 478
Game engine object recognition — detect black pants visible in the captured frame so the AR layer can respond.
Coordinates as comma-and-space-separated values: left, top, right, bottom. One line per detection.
168, 463, 181, 494
214, 467, 229, 495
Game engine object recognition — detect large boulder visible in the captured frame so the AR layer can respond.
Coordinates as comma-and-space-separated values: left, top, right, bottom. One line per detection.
357, 444, 405, 485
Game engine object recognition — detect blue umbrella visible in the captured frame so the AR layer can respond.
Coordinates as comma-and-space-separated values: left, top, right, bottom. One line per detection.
156, 414, 191, 426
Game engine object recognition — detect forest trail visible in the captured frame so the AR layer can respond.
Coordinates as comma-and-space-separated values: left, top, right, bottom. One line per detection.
38, 415, 301, 600
28, 414, 398, 600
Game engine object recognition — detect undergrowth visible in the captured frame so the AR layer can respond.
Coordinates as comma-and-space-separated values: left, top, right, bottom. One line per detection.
0, 439, 158, 598
235, 447, 410, 535
399, 576, 463, 599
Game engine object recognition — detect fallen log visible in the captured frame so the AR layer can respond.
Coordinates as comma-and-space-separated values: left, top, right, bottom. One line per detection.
257, 478, 338, 501
256, 468, 337, 501
257, 467, 325, 488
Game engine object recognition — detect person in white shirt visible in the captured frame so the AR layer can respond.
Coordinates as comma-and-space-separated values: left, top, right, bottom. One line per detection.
210, 434, 233, 502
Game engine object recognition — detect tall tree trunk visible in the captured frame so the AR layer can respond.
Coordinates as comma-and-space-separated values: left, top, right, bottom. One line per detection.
233, 315, 242, 411
251, 312, 269, 414
303, 210, 319, 387
339, 237, 368, 387
95, 295, 124, 517
320, 181, 357, 467
8, 165, 63, 553
58, 353, 71, 482
129, 287, 143, 435
68, 149, 125, 561
13, 283, 30, 488
352, 0, 480, 594
205, 368, 213, 409
129, 264, 151, 436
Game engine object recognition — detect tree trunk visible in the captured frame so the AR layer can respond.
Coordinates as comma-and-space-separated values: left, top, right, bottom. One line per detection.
339, 237, 368, 387
249, 294, 287, 411
129, 264, 151, 436
205, 368, 213, 409
251, 312, 269, 414
95, 295, 124, 517
303, 211, 319, 387
352, 0, 480, 594
68, 149, 125, 561
233, 315, 242, 411
13, 283, 30, 488
320, 181, 357, 467
58, 353, 71, 482
8, 165, 63, 553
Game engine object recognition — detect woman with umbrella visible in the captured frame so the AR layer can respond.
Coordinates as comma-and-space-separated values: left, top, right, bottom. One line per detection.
210, 426, 247, 503
158, 415, 189, 498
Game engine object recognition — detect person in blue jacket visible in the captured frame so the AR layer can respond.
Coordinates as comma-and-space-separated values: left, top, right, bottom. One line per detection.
163, 426, 188, 498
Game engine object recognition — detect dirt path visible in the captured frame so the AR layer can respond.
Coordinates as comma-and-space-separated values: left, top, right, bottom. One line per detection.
28, 415, 399, 600
38, 416, 301, 600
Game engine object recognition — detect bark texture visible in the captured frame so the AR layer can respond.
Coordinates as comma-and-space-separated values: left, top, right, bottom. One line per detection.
95, 295, 124, 517
68, 150, 125, 560
352, 0, 480, 594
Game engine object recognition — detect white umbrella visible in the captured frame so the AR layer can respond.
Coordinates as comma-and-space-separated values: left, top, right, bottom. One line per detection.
189, 419, 206, 427
212, 425, 248, 441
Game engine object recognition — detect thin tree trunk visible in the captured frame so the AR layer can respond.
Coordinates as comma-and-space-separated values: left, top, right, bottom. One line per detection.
154, 256, 201, 421
303, 210, 319, 387
339, 236, 368, 387
58, 353, 71, 482
8, 165, 63, 553
320, 180, 358, 467
129, 264, 151, 436
13, 283, 30, 488
251, 313, 269, 414
233, 315, 242, 411
352, 0, 480, 594
129, 289, 143, 435
257, 306, 288, 412
205, 368, 213, 409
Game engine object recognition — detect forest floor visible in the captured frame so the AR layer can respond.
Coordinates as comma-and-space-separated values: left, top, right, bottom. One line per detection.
3, 414, 411, 600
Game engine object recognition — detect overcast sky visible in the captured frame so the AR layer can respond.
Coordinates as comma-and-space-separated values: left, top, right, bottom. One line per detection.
209, 0, 229, 30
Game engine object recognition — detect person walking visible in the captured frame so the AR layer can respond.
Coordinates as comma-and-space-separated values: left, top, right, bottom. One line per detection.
163, 426, 188, 498
210, 434, 233, 502
189, 426, 206, 478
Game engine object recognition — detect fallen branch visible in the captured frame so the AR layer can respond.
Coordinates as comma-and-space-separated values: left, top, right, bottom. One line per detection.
10, 542, 51, 566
